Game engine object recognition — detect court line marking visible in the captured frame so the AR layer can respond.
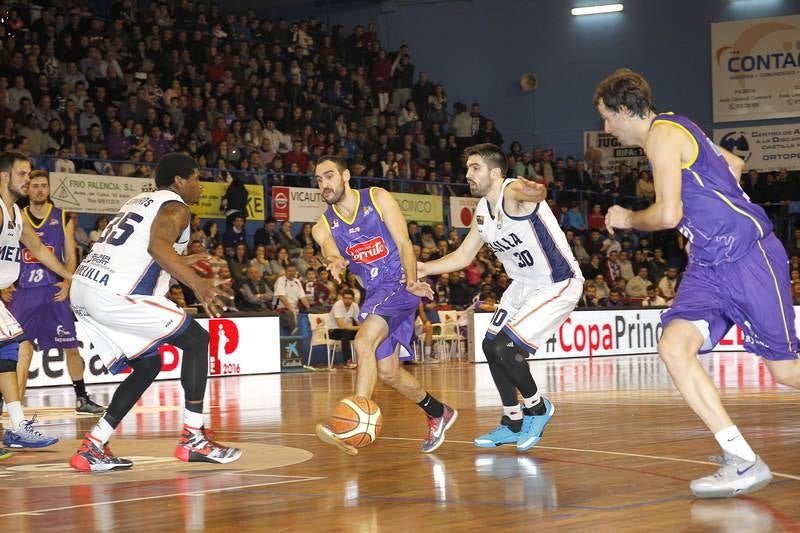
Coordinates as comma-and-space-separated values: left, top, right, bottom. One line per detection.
0, 475, 326, 517
218, 430, 800, 482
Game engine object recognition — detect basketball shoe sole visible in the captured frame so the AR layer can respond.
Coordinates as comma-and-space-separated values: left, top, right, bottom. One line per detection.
315, 423, 359, 456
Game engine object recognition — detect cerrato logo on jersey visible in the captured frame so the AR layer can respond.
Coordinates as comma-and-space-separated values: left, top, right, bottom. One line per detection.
346, 237, 388, 264
22, 246, 54, 264
331, 218, 339, 229
363, 206, 373, 216
477, 216, 484, 226
488, 232, 523, 254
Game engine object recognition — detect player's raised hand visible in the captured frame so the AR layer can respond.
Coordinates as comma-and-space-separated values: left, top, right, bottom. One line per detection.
194, 277, 231, 318
604, 205, 632, 236
325, 255, 348, 283
406, 280, 434, 300
53, 279, 71, 302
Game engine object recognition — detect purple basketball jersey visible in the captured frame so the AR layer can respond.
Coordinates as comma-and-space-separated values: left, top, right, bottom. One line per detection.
18, 205, 67, 289
323, 188, 419, 360
323, 188, 404, 289
651, 113, 772, 266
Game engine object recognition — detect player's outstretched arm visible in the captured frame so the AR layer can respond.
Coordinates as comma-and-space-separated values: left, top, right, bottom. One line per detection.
312, 218, 348, 282
149, 202, 226, 317
506, 178, 547, 204
605, 124, 684, 235
20, 216, 73, 281
420, 224, 483, 278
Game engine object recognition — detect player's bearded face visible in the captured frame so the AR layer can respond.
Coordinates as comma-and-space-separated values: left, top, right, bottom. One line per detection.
321, 175, 345, 205
465, 157, 491, 197
8, 161, 31, 199
29, 179, 49, 204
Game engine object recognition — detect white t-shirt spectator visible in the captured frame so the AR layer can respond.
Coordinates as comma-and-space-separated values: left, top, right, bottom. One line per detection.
273, 275, 306, 311
327, 300, 360, 329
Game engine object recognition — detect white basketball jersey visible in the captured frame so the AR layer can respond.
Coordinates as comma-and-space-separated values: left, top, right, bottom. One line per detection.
0, 201, 23, 289
474, 179, 581, 287
75, 190, 190, 296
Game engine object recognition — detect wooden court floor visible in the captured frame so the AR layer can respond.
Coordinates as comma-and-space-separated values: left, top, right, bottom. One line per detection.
1, 353, 799, 532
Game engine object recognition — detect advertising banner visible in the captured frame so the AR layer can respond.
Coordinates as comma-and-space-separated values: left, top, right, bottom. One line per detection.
469, 307, 800, 363
449, 196, 480, 228
189, 182, 265, 220
711, 15, 800, 122
51, 173, 155, 214
27, 316, 281, 388
271, 186, 327, 222
50, 173, 264, 218
713, 124, 800, 172
271, 187, 444, 225
583, 130, 647, 175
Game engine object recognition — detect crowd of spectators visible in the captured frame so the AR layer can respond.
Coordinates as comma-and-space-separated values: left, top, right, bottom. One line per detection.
3, 1, 800, 340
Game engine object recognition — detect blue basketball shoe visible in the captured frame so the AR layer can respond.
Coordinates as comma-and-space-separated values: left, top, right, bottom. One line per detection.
474, 416, 521, 448
3, 416, 59, 449
517, 397, 554, 451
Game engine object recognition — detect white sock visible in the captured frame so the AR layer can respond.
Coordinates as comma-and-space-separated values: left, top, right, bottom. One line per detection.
90, 417, 115, 445
714, 425, 756, 462
6, 401, 24, 431
522, 392, 542, 409
424, 346, 431, 356
184, 408, 204, 430
503, 404, 523, 421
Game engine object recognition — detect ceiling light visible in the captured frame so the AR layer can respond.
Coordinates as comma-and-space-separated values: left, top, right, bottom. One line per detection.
571, 4, 624, 16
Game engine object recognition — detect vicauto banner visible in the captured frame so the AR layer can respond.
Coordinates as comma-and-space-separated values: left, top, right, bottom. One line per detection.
272, 186, 443, 224
27, 315, 281, 388
469, 308, 799, 363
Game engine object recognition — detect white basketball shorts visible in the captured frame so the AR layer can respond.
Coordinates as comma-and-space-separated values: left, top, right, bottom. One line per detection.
70, 279, 189, 374
0, 299, 23, 344
486, 277, 582, 352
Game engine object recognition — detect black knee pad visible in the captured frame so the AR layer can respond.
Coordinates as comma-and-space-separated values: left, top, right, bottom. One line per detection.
483, 331, 526, 368
170, 320, 210, 360
0, 358, 17, 373
129, 354, 162, 380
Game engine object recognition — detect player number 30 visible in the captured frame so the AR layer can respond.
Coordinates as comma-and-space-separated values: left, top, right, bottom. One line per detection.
513, 250, 534, 268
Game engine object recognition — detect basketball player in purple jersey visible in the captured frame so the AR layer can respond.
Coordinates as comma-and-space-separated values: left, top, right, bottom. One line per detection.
595, 70, 797, 498
311, 156, 457, 455
0, 152, 74, 457
9, 170, 104, 414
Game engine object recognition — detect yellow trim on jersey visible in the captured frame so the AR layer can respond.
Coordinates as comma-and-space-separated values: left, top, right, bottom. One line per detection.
24, 203, 53, 229
758, 241, 793, 353
320, 213, 331, 232
332, 189, 360, 225
369, 187, 385, 220
711, 190, 764, 239
651, 119, 698, 169
689, 170, 704, 187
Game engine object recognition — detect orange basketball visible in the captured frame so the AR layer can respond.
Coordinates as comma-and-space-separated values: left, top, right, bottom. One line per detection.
328, 396, 383, 448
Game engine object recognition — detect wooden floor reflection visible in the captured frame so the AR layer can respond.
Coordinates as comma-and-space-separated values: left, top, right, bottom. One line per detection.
2, 353, 799, 532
